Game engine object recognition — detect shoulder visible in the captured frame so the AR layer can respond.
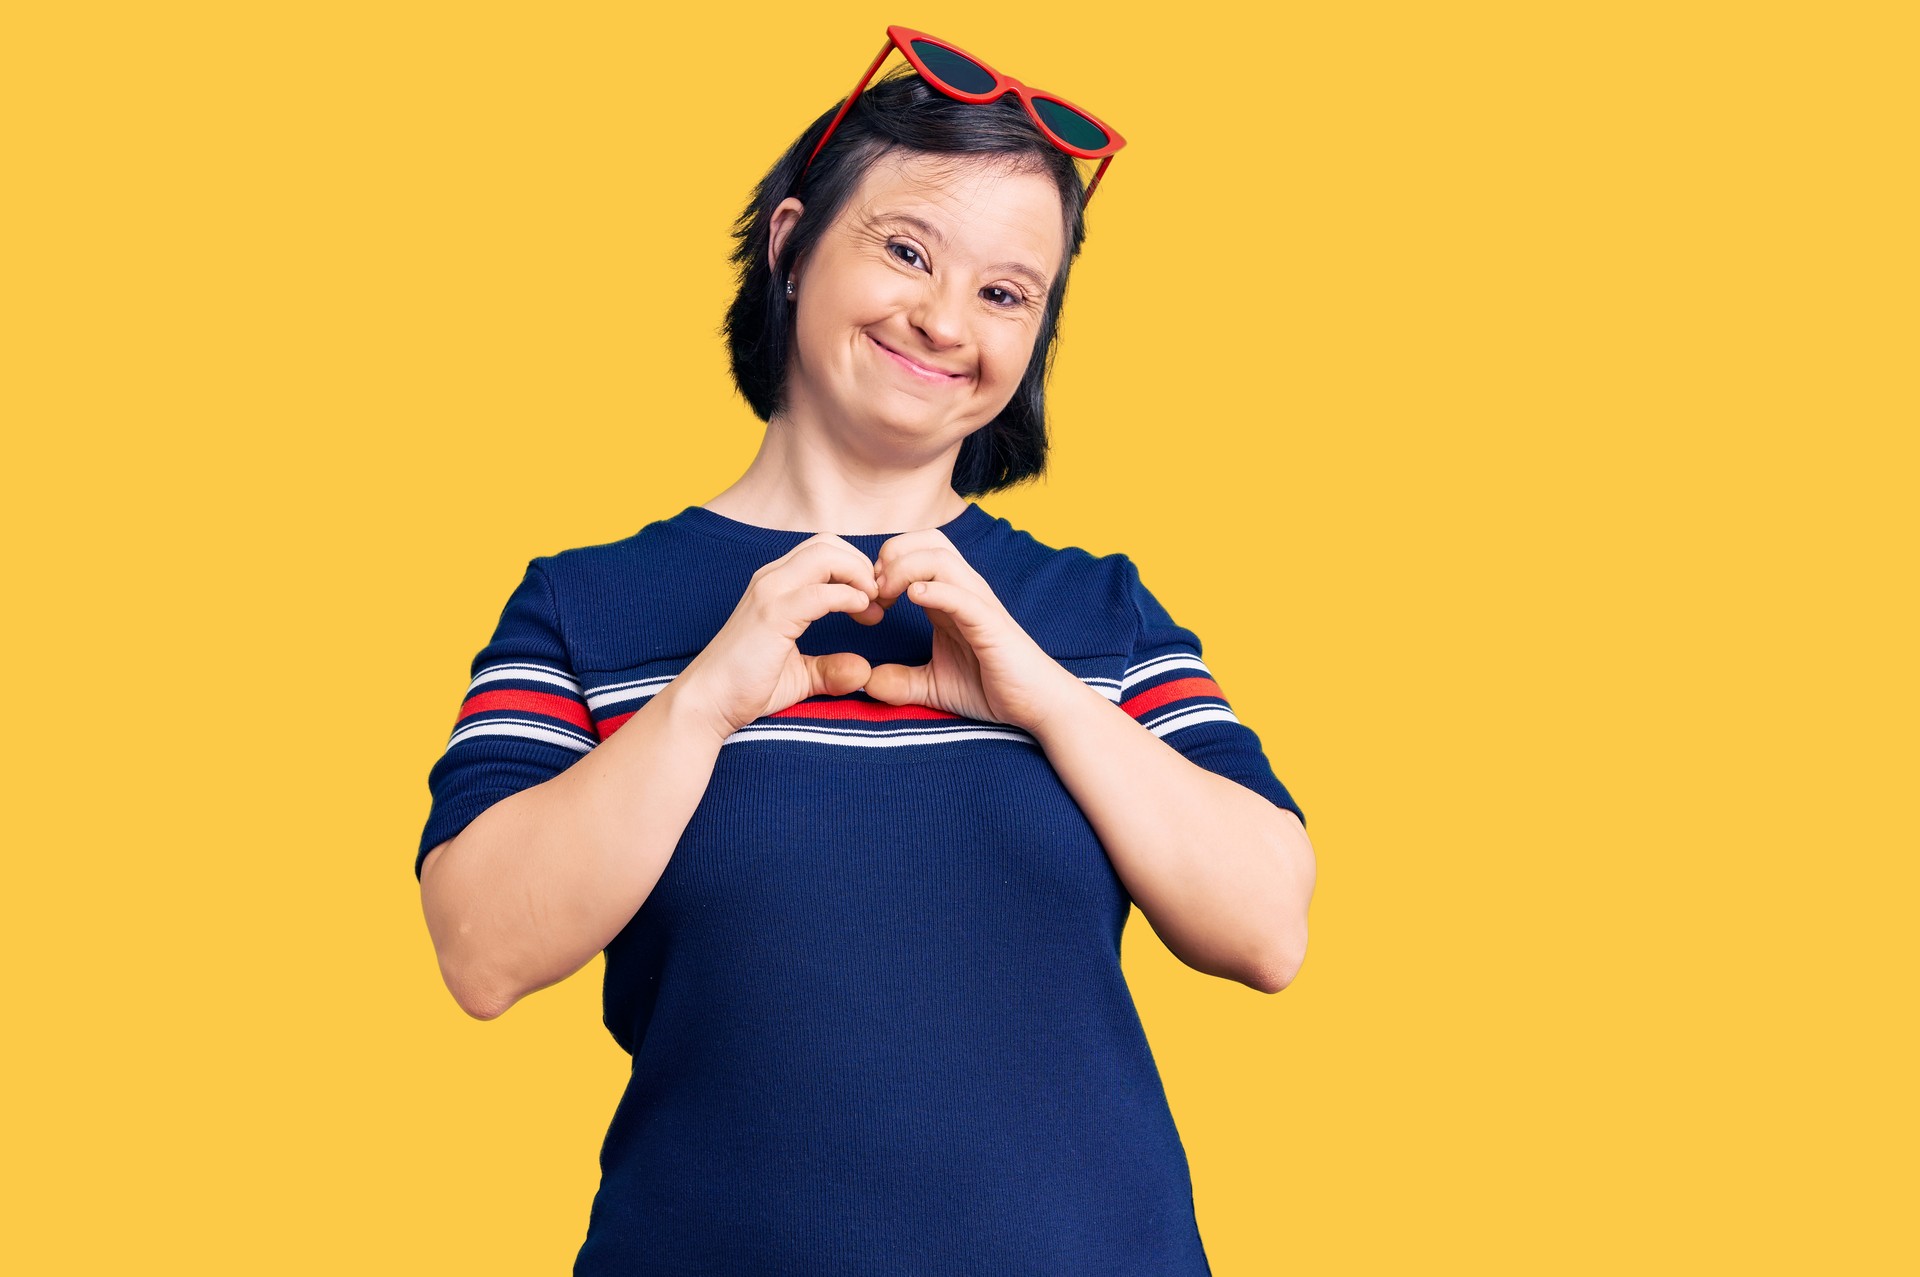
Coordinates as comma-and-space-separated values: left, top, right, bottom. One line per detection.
527, 504, 706, 591
974, 515, 1142, 654
513, 511, 702, 668
536, 510, 679, 574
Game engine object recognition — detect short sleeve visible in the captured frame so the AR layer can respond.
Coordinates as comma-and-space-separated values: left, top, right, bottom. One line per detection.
415, 557, 600, 879
1118, 556, 1306, 828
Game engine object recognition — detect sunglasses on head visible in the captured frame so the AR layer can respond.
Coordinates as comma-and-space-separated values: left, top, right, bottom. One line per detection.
801, 25, 1128, 209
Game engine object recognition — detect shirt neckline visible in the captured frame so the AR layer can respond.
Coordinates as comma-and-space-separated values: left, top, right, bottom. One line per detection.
669, 499, 997, 554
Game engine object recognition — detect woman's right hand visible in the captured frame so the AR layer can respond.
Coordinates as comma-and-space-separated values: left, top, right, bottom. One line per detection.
669, 535, 888, 741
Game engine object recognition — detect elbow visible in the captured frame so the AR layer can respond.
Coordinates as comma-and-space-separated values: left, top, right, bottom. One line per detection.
422, 844, 517, 1021
1252, 925, 1309, 994
445, 961, 515, 1022
428, 908, 517, 1021
1253, 814, 1314, 993
434, 919, 521, 1020
459, 994, 513, 1023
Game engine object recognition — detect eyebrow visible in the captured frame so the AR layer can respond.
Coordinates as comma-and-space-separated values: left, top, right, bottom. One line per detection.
871, 211, 1052, 293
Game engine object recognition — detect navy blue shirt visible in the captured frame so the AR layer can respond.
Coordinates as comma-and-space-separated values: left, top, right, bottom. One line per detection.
418, 500, 1304, 1275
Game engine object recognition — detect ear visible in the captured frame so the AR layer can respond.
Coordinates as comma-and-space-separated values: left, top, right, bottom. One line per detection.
767, 197, 806, 281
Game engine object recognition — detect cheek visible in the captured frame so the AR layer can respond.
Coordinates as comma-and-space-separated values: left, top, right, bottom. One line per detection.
981, 328, 1039, 384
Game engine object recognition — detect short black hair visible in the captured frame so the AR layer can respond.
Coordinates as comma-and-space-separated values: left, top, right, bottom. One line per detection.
720, 68, 1093, 499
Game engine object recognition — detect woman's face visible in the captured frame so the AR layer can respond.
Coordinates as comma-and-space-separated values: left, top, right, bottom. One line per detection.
769, 153, 1067, 455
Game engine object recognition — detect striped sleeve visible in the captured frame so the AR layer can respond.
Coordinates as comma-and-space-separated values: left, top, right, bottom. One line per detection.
415, 557, 600, 879
1117, 556, 1306, 828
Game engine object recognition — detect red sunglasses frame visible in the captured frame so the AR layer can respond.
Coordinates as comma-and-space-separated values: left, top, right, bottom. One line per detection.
800, 25, 1128, 209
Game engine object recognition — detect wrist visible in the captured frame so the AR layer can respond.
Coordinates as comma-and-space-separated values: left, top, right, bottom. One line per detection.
653, 678, 735, 751
1020, 664, 1112, 743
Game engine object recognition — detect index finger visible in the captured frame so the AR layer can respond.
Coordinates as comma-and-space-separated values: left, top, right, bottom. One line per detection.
755, 533, 883, 593
872, 525, 957, 571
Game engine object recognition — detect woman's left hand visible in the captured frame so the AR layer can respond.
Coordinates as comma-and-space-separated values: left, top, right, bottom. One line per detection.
857, 527, 1083, 733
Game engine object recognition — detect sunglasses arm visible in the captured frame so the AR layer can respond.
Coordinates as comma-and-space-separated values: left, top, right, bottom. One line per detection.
804, 37, 897, 172
1083, 155, 1113, 207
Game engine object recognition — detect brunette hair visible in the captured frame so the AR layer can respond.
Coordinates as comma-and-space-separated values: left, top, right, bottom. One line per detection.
721, 67, 1093, 497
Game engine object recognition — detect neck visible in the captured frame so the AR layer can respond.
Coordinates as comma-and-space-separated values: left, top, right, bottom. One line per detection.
704, 411, 970, 535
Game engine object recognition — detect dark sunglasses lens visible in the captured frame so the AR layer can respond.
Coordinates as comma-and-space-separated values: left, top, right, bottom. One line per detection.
1033, 98, 1109, 150
910, 40, 997, 94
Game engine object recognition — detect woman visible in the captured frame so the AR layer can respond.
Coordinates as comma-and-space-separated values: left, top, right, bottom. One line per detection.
416, 29, 1315, 1275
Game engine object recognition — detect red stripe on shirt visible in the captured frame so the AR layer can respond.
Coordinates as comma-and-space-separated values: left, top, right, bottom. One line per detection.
458, 688, 595, 732
597, 697, 964, 741
1120, 676, 1223, 718
768, 699, 961, 722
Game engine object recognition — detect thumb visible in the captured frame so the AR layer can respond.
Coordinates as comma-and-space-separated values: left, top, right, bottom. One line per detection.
807, 651, 872, 698
862, 661, 930, 708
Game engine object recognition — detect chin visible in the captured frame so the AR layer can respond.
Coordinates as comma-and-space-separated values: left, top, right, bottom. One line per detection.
849, 392, 950, 434
865, 404, 945, 436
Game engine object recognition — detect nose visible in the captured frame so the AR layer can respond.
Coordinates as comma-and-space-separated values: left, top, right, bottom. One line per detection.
907, 277, 969, 353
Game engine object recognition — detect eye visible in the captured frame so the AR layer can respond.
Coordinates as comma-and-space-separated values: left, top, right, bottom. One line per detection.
887, 240, 1029, 310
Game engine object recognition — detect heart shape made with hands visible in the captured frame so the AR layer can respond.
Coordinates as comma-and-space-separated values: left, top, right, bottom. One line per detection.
807, 540, 1073, 732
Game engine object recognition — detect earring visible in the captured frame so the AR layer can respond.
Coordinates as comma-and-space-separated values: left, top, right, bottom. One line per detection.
786, 277, 796, 299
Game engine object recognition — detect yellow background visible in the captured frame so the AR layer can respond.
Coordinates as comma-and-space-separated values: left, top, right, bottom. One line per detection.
5, 2, 1912, 1272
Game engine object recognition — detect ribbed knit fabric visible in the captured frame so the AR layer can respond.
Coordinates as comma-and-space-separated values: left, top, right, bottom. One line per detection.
417, 500, 1305, 1275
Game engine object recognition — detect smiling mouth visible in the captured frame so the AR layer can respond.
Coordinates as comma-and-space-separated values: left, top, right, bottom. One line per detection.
869, 334, 964, 382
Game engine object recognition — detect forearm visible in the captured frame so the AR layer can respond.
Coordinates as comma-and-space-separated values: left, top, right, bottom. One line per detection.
1027, 675, 1316, 992
421, 680, 725, 1018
